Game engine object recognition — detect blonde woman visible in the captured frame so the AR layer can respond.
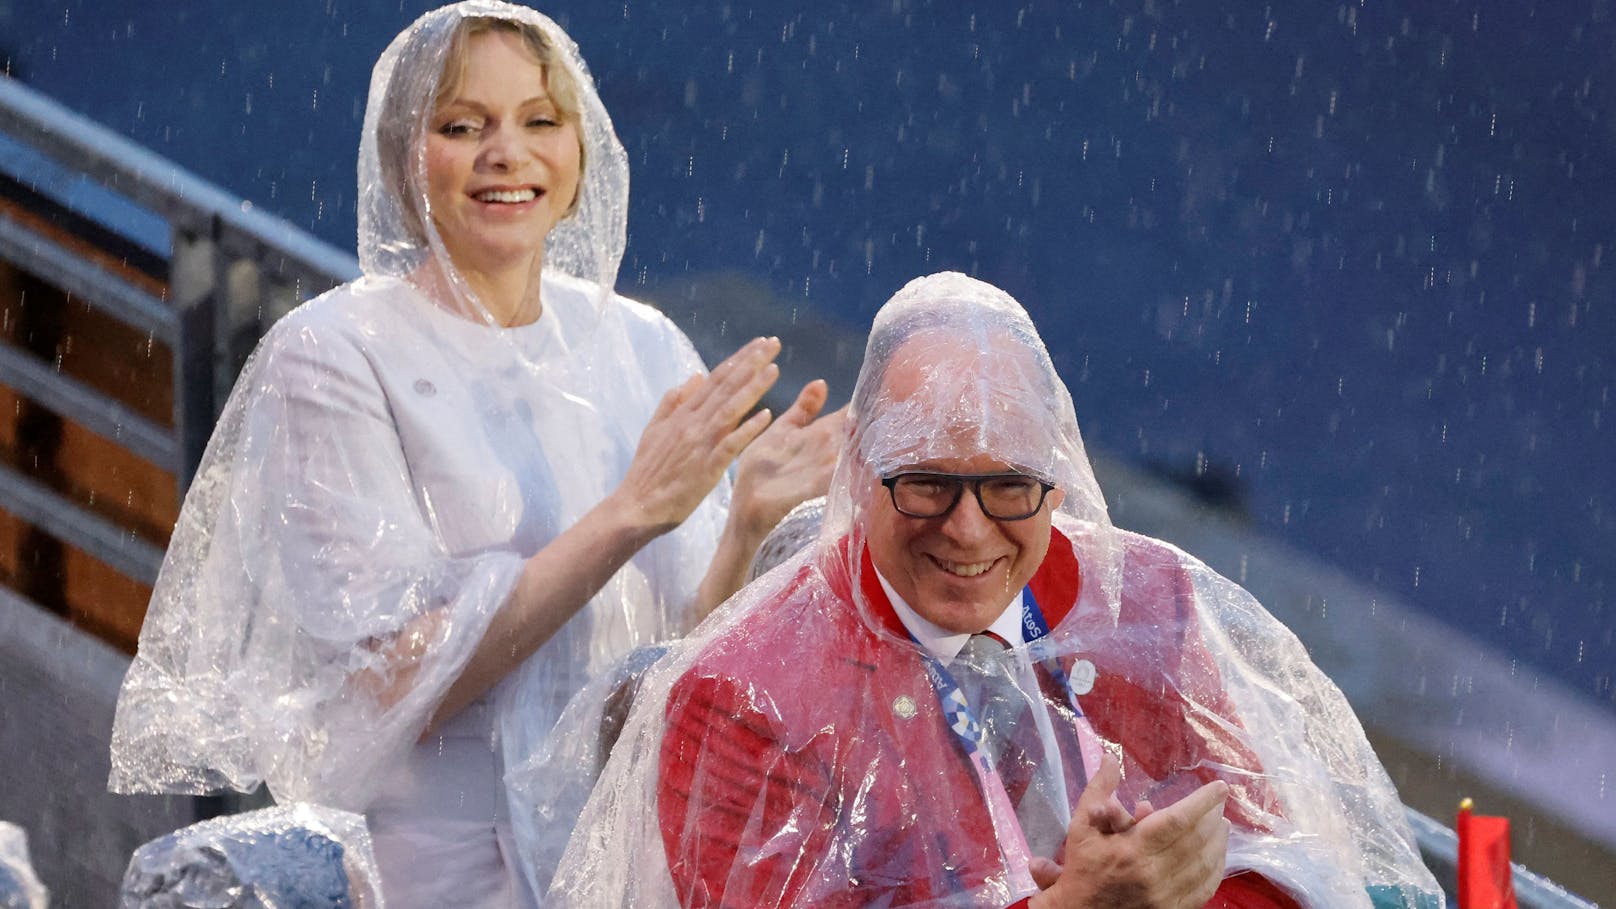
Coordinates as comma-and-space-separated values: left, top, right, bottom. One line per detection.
109, 3, 841, 905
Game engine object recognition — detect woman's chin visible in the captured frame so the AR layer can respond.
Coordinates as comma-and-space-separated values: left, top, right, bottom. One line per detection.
439, 235, 548, 279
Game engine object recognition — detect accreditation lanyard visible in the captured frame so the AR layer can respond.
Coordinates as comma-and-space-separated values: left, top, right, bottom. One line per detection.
1018, 586, 1107, 779
912, 586, 1107, 884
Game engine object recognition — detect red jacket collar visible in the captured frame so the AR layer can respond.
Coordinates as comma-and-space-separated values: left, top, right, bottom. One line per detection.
824, 525, 1084, 640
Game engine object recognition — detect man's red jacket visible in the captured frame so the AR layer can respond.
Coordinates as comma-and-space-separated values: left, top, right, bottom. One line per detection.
657, 526, 1301, 909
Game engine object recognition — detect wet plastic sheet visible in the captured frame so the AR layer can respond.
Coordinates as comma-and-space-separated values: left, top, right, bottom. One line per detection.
0, 822, 48, 909
120, 804, 382, 908
545, 273, 1443, 909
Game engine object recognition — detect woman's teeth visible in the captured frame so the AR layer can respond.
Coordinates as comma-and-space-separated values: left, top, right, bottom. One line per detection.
475, 188, 538, 203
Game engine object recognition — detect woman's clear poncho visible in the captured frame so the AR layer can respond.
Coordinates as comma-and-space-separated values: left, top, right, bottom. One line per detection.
108, 0, 727, 892
539, 272, 1441, 909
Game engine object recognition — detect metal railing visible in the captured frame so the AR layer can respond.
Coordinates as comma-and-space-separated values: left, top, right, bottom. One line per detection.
0, 72, 358, 905
1404, 809, 1601, 909
0, 76, 355, 612
0, 74, 357, 488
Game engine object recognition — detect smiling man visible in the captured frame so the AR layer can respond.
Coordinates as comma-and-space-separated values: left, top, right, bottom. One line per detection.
552, 273, 1441, 909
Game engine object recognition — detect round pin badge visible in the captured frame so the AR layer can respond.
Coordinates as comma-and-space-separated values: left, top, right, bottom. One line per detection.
892, 695, 918, 719
1069, 659, 1098, 695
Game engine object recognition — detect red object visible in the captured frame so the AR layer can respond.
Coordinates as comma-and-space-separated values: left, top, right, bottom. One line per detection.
657, 527, 1297, 909
1456, 802, 1518, 909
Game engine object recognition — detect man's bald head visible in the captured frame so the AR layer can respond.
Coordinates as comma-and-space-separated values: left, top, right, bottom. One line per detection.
851, 314, 1063, 482
826, 272, 1111, 557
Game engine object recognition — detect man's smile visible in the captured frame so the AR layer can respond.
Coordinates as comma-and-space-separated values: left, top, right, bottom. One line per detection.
924, 554, 1004, 578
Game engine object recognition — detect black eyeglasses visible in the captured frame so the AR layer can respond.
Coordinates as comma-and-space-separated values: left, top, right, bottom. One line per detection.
880, 471, 1056, 521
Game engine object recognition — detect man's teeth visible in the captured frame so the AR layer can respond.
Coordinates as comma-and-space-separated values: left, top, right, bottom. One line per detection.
475, 188, 538, 203
935, 558, 995, 577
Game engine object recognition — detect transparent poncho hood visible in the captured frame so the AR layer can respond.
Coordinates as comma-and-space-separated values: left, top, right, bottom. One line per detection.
359, 0, 630, 324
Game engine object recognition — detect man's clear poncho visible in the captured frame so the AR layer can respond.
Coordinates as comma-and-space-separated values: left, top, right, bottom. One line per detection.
108, 0, 727, 896
538, 272, 1441, 909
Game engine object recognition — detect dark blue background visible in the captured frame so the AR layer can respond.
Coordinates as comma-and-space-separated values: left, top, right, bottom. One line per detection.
3, 0, 1611, 708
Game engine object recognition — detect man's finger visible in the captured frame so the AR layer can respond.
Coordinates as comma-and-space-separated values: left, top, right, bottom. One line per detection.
1028, 857, 1063, 890
1074, 753, 1122, 809
1135, 780, 1229, 849
1091, 795, 1139, 835
1191, 800, 1231, 848
1070, 753, 1137, 836
1162, 813, 1230, 906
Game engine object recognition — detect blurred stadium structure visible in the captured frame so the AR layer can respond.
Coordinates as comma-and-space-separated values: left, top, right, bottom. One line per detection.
0, 74, 1606, 907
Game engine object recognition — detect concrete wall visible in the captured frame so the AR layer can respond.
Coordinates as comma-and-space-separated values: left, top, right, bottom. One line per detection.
0, 586, 199, 907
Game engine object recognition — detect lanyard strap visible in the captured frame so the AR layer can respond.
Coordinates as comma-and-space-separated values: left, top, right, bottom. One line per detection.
914, 586, 1106, 818
1021, 586, 1107, 781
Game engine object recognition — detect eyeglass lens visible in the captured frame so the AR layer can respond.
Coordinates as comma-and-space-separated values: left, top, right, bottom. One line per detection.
890, 474, 1047, 520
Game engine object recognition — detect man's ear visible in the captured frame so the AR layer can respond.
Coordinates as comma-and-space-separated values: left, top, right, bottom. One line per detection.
1047, 487, 1066, 511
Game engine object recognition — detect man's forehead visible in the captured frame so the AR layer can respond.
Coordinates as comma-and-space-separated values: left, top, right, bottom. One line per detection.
892, 453, 1023, 474
861, 326, 1059, 475
878, 328, 1039, 401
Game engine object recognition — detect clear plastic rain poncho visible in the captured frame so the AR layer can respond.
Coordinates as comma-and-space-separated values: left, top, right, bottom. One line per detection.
0, 822, 47, 909
110, 1, 727, 902
120, 804, 382, 908
542, 272, 1441, 909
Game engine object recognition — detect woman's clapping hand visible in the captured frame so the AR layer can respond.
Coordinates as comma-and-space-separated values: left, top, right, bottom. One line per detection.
612, 336, 786, 535
612, 334, 844, 619
729, 377, 844, 541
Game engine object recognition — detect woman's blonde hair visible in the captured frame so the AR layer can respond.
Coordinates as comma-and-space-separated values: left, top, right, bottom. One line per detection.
436, 17, 584, 131
377, 15, 587, 241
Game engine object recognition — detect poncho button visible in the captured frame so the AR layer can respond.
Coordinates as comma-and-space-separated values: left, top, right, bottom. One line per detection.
1069, 659, 1097, 695
892, 695, 918, 719
413, 379, 437, 397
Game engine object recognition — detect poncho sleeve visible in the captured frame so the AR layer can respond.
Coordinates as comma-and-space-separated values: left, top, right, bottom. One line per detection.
1158, 536, 1440, 909
110, 299, 525, 811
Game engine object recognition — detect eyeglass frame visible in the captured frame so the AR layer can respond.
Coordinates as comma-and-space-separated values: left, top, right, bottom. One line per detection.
879, 471, 1057, 521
